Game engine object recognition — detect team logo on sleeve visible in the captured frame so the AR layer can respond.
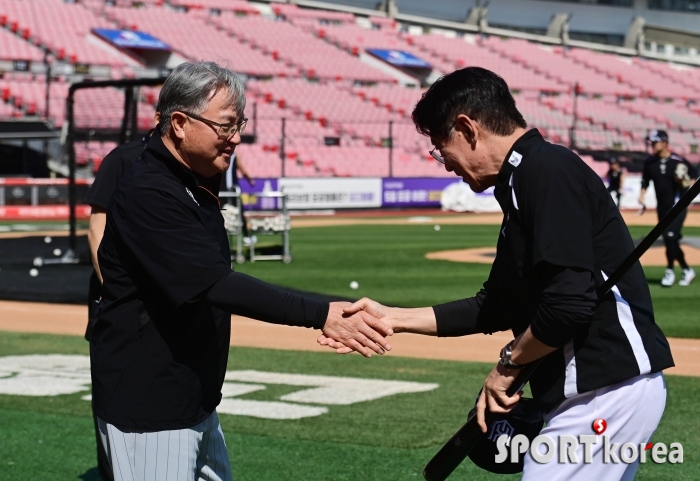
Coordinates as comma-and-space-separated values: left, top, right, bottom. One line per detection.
508, 151, 523, 167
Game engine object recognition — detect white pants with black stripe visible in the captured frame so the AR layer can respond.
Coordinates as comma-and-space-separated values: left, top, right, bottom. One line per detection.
97, 411, 232, 481
522, 372, 667, 481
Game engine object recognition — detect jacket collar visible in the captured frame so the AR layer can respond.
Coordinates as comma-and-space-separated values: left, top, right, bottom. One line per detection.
145, 132, 222, 199
494, 128, 543, 210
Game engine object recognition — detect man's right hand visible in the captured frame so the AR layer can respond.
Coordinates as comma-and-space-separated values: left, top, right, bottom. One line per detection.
319, 301, 393, 358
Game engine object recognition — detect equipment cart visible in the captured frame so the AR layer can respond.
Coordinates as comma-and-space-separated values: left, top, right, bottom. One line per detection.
220, 189, 292, 264
220, 187, 246, 264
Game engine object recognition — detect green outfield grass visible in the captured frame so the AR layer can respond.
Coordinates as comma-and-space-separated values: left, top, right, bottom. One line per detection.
237, 224, 700, 339
0, 332, 696, 480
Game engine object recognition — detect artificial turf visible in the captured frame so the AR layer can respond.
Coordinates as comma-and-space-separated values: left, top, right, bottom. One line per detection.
0, 332, 696, 480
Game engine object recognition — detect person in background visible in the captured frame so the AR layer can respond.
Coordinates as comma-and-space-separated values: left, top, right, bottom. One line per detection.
606, 158, 624, 207
639, 130, 697, 287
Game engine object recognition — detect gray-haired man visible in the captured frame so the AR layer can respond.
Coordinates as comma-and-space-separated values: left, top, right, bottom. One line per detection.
90, 61, 392, 481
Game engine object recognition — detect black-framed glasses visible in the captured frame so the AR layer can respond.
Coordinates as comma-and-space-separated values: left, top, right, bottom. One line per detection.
180, 111, 248, 139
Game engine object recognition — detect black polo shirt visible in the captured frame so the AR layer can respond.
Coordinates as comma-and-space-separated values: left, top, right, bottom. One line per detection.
84, 139, 147, 340
91, 133, 329, 430
641, 153, 697, 218
91, 133, 233, 430
84, 140, 146, 211
434, 129, 673, 410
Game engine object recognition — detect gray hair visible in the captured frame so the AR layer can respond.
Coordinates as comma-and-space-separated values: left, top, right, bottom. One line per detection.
157, 61, 246, 134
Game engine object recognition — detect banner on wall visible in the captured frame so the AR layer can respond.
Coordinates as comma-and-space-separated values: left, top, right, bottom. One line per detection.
278, 178, 382, 209
235, 178, 280, 210
235, 177, 504, 211
382, 178, 455, 207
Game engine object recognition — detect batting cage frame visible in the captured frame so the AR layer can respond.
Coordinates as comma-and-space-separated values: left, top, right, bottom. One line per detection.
57, 77, 168, 263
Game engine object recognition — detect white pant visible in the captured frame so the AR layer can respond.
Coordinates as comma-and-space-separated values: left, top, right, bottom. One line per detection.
98, 411, 232, 481
522, 372, 667, 481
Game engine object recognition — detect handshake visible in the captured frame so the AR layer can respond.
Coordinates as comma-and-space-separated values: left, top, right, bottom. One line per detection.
317, 298, 397, 357
317, 298, 437, 357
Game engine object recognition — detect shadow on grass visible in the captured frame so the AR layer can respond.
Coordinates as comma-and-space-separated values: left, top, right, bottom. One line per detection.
78, 467, 103, 481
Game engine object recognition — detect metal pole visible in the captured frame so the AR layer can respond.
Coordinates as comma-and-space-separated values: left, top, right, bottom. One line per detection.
280, 117, 286, 178
252, 101, 258, 139
129, 87, 139, 141
67, 92, 77, 254
44, 51, 51, 121
120, 86, 135, 144
388, 120, 394, 178
570, 82, 579, 150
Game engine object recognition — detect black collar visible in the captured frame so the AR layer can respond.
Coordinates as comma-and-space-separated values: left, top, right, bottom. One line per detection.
494, 128, 543, 208
145, 133, 222, 197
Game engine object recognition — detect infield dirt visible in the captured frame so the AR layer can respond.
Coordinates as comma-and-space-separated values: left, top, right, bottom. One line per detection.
0, 299, 696, 377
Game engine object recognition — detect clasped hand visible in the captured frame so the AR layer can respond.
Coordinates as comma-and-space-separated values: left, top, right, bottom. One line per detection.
319, 299, 394, 358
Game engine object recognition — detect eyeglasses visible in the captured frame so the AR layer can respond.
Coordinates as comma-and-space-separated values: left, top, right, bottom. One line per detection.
429, 146, 446, 164
180, 111, 248, 139
428, 122, 457, 164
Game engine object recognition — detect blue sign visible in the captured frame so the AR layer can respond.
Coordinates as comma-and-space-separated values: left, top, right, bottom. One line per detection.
366, 49, 432, 69
92, 29, 171, 50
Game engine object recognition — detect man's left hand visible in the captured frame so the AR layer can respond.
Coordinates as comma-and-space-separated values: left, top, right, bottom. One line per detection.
476, 363, 522, 433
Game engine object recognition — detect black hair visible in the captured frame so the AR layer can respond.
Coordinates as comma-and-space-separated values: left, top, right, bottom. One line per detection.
412, 67, 527, 138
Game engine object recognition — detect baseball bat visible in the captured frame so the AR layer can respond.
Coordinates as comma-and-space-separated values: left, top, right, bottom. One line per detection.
423, 176, 700, 481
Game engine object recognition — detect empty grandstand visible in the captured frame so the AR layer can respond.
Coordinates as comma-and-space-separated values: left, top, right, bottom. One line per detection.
1, 0, 700, 215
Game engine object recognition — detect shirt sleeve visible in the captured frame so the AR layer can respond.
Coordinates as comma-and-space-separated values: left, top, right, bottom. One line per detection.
115, 185, 232, 307
686, 160, 698, 180
529, 264, 597, 348
84, 150, 127, 209
206, 272, 329, 329
641, 160, 651, 190
432, 257, 514, 337
515, 155, 596, 272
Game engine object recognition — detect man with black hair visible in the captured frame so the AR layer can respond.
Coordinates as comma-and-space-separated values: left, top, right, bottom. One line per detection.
322, 67, 673, 480
639, 130, 697, 287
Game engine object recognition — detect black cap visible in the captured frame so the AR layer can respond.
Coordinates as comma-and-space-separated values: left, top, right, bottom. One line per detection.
647, 130, 669, 143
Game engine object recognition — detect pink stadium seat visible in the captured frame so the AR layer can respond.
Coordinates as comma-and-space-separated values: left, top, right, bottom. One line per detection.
1, 1, 699, 179
209, 13, 394, 83
0, 0, 125, 66
0, 27, 44, 62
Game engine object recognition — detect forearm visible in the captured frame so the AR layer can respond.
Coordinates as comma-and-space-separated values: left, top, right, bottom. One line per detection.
639, 188, 647, 201
509, 326, 557, 365
237, 165, 252, 182
87, 211, 107, 283
206, 272, 329, 329
432, 289, 511, 337
390, 307, 438, 335
528, 265, 597, 347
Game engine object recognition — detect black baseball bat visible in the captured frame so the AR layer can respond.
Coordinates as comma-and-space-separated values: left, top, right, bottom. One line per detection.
423, 177, 700, 481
